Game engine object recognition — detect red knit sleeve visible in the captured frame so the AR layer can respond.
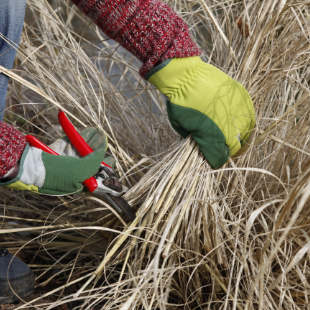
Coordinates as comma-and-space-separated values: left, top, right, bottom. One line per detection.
0, 122, 26, 178
70, 0, 201, 77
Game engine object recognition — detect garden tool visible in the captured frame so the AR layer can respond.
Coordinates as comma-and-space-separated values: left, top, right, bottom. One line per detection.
26, 111, 136, 223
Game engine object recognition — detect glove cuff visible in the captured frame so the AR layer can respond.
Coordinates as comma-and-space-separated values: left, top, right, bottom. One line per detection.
0, 144, 41, 192
147, 56, 203, 91
145, 59, 172, 80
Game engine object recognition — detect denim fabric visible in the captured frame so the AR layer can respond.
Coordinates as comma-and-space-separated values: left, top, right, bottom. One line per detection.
0, 0, 26, 120
0, 251, 32, 280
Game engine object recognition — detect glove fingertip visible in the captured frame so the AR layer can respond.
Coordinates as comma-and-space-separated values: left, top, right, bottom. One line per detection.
229, 138, 242, 157
196, 139, 230, 169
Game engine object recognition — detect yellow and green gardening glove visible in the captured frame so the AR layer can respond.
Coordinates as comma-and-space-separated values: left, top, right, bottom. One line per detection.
1, 128, 109, 196
147, 56, 255, 169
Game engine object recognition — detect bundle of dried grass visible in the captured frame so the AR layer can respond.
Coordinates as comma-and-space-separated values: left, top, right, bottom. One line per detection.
1, 0, 310, 309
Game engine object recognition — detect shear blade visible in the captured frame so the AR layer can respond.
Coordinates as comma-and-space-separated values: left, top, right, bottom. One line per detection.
102, 194, 136, 223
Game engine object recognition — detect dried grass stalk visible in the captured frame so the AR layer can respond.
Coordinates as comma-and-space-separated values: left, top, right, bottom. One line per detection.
1, 0, 310, 309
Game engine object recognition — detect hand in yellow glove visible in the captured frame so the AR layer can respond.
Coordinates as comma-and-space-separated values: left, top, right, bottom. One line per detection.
147, 56, 255, 169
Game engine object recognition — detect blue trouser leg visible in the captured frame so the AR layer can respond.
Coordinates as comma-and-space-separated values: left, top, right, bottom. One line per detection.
0, 0, 26, 120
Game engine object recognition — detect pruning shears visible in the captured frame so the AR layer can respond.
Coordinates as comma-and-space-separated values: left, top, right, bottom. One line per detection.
25, 111, 136, 223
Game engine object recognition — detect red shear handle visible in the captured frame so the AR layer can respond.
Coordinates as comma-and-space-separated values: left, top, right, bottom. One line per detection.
58, 111, 112, 168
26, 134, 98, 193
26, 135, 59, 156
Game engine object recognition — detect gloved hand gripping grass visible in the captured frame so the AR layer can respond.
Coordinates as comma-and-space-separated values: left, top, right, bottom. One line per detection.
148, 56, 256, 168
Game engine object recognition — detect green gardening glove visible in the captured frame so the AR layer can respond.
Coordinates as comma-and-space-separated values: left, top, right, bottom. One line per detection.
1, 128, 108, 196
147, 56, 255, 169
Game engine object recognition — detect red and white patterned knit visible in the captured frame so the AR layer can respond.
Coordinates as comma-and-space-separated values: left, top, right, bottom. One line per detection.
0, 0, 200, 178
0, 122, 26, 177
71, 0, 200, 77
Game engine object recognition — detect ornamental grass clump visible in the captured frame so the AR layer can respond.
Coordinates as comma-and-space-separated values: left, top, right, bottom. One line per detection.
1, 0, 310, 309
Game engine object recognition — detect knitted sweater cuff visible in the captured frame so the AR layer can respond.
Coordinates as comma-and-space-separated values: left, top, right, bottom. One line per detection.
71, 0, 201, 77
0, 122, 26, 178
